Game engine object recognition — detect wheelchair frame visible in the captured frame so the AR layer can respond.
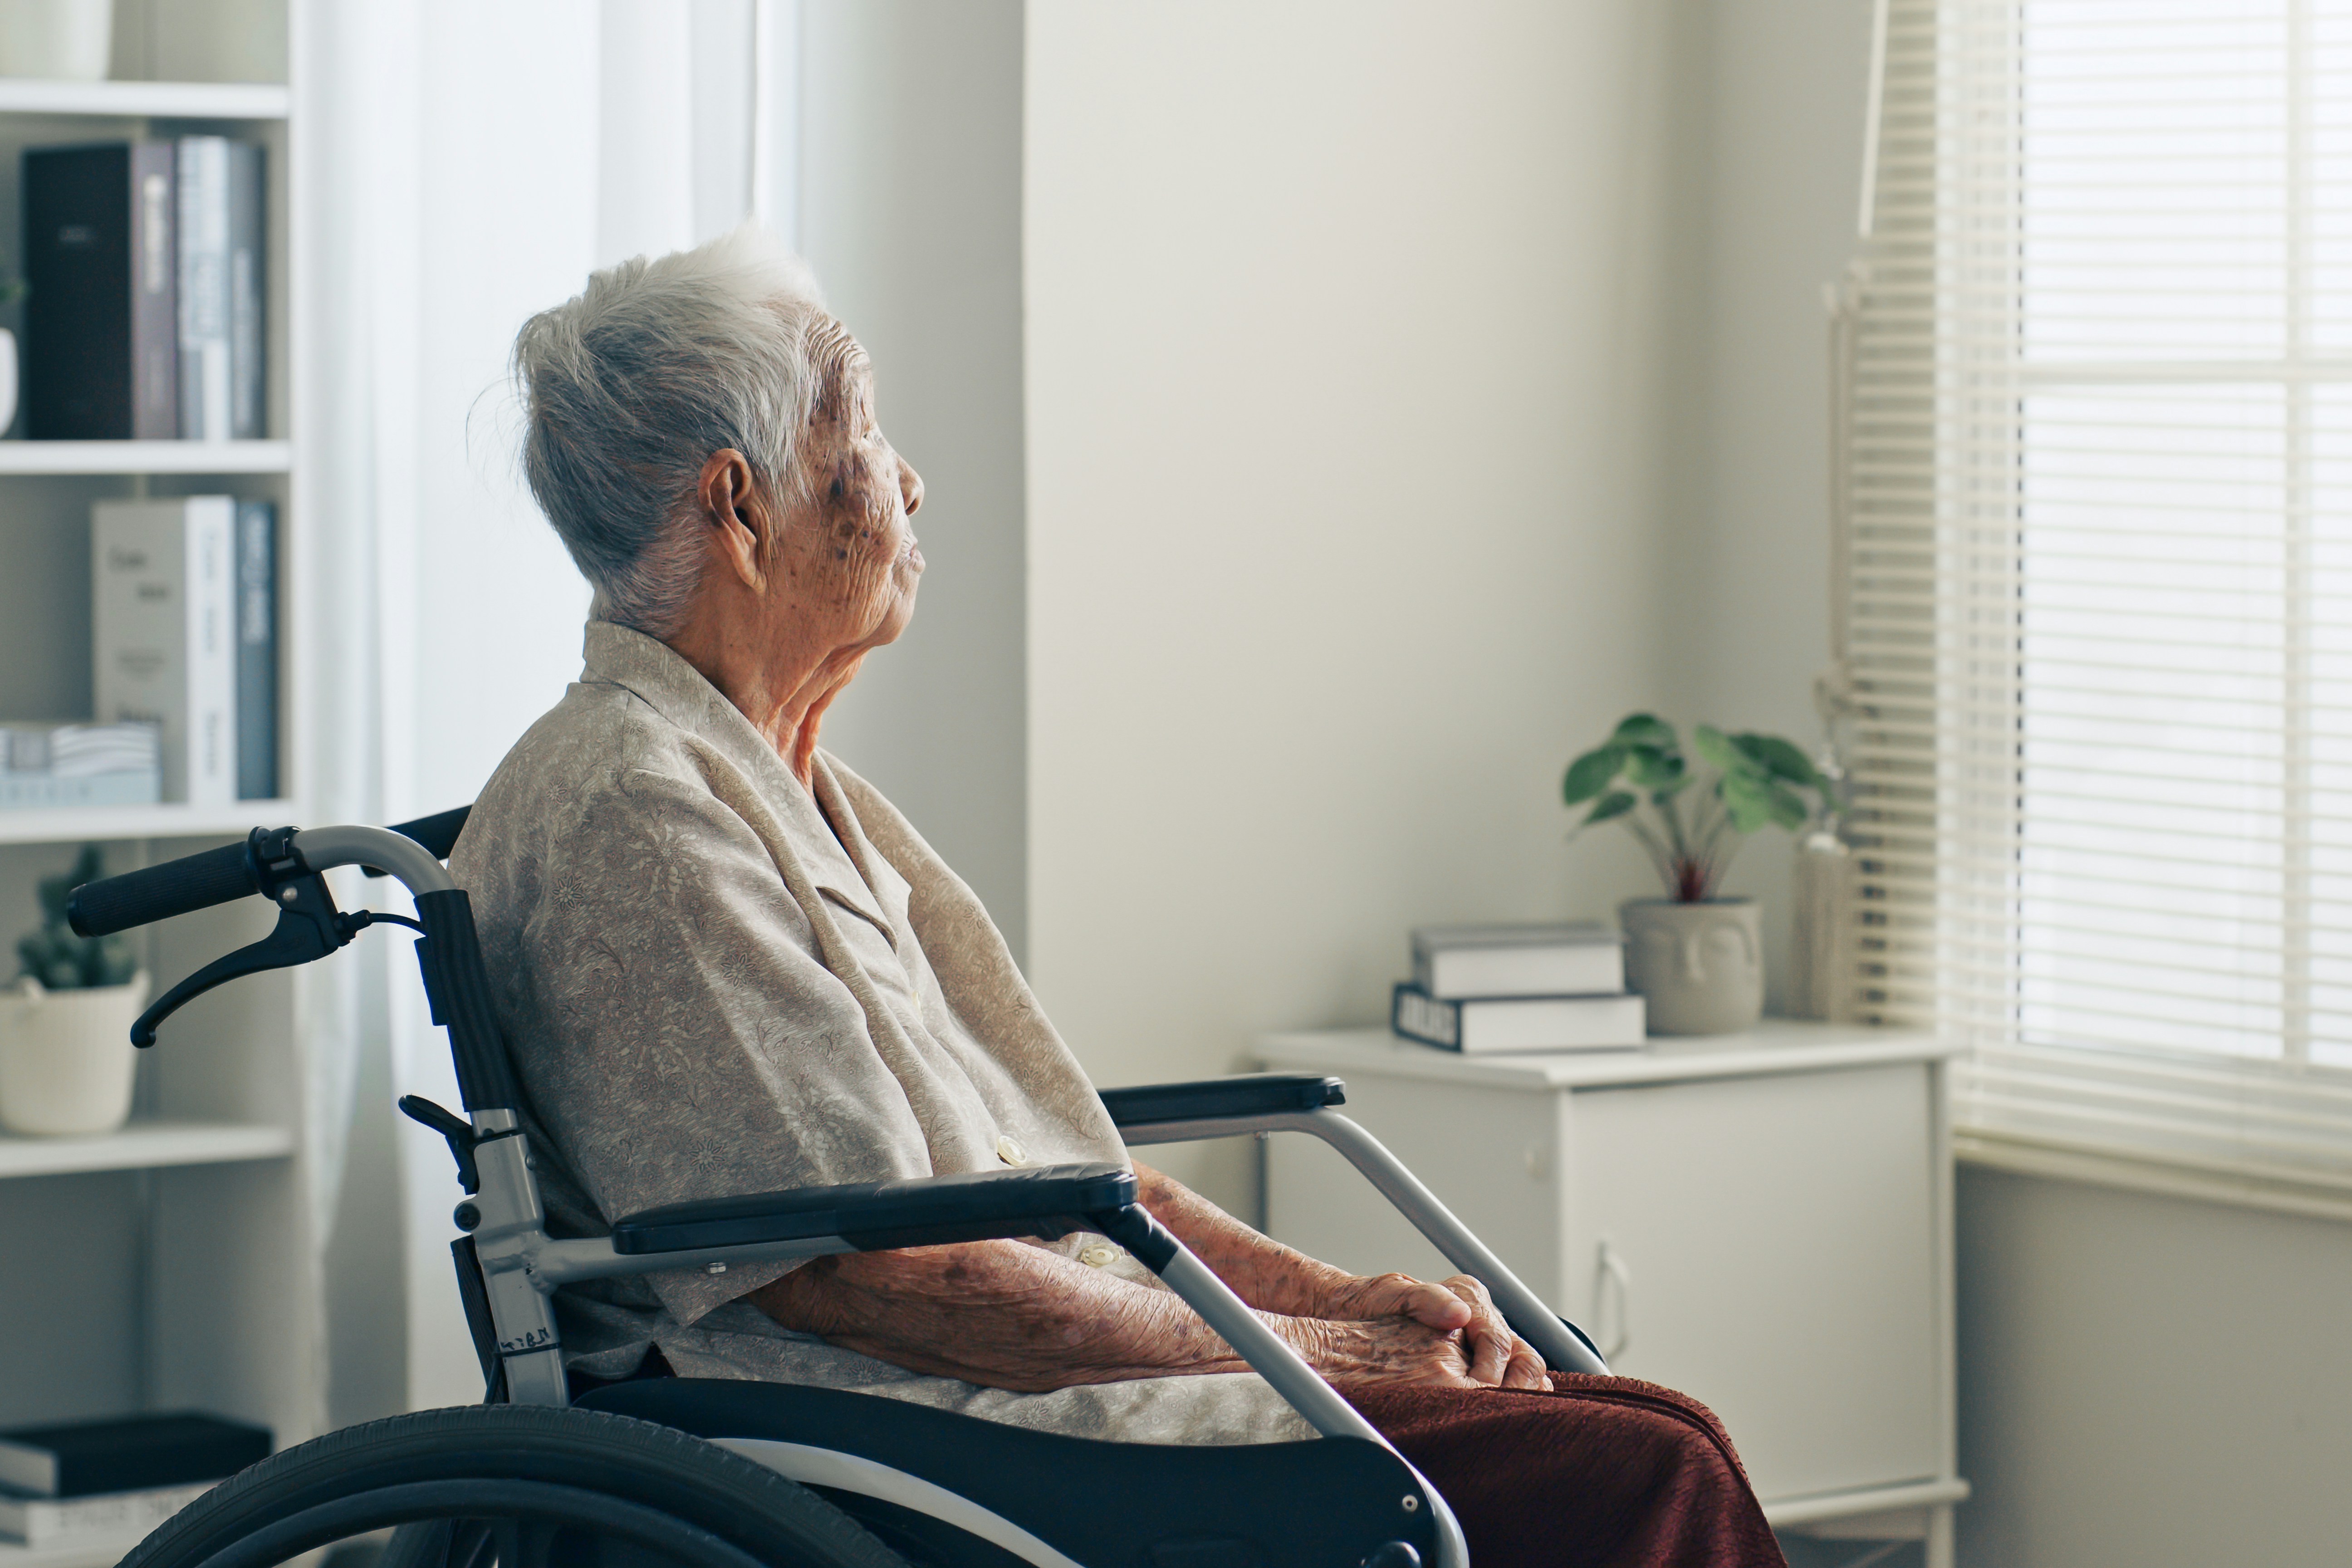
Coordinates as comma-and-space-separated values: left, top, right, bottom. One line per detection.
71, 816, 1613, 1568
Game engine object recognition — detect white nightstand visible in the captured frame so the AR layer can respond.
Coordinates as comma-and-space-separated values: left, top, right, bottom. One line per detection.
1257, 1022, 1968, 1565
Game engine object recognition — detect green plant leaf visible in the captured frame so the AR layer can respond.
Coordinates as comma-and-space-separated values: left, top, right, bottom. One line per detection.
1718, 767, 1776, 833
18, 845, 114, 988
1622, 745, 1686, 791
1562, 745, 1626, 805
1765, 779, 1809, 830
1610, 713, 1678, 750
1691, 724, 1761, 779
1582, 789, 1638, 828
1735, 732, 1826, 790
88, 940, 136, 988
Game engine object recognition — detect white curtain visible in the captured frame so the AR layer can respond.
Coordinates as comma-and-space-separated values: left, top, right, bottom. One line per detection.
292, 0, 798, 1421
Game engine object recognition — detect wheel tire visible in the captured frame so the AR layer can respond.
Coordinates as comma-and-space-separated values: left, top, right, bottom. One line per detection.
120, 1405, 908, 1568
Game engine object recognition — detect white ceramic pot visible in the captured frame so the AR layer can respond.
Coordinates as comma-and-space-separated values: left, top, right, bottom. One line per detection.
0, 0, 114, 81
0, 328, 18, 435
0, 972, 147, 1136
1621, 899, 1764, 1036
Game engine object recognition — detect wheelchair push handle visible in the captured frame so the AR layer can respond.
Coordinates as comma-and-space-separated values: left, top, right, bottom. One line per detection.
68, 838, 264, 936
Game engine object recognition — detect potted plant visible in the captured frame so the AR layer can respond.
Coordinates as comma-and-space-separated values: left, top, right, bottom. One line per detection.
2, 846, 146, 1136
1563, 714, 1829, 1034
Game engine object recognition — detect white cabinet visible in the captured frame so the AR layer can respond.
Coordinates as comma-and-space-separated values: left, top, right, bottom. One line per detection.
1259, 1023, 1967, 1560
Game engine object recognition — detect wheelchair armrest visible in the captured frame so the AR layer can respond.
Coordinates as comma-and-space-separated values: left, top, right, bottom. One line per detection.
608, 1162, 1135, 1255
1097, 1073, 1346, 1130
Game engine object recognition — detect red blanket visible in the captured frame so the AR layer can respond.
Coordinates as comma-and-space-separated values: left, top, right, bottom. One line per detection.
1348, 1373, 1787, 1568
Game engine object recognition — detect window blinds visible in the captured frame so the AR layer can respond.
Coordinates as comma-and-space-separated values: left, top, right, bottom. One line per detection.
1838, 0, 2352, 1205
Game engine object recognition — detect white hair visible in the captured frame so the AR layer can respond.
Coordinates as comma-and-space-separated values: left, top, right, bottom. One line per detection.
512, 225, 830, 637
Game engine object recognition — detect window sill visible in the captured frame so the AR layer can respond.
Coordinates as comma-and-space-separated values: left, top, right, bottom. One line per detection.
1956, 1125, 2352, 1225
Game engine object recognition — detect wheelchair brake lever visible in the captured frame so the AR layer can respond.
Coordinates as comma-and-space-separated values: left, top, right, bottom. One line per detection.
397, 1094, 483, 1193
131, 873, 355, 1048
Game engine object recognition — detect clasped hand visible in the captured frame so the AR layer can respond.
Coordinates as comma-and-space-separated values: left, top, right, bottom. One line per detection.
1294, 1271, 1548, 1392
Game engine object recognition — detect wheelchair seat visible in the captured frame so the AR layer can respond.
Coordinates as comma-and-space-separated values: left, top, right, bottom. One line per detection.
576, 1378, 1438, 1568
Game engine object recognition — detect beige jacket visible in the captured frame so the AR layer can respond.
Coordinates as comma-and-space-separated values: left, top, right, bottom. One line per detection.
452, 622, 1308, 1444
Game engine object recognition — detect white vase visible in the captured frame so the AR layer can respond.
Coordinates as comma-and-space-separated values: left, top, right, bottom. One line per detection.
1787, 829, 1852, 1022
1621, 899, 1764, 1036
0, 972, 147, 1136
0, 0, 114, 82
0, 328, 18, 436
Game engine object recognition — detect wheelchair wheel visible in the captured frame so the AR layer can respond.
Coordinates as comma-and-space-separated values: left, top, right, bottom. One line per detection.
118, 1405, 908, 1568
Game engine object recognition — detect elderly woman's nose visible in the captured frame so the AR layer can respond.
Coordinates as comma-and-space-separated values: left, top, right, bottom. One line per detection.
899, 455, 924, 516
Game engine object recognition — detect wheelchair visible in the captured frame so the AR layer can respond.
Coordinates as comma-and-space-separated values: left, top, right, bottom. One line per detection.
65, 811, 1613, 1568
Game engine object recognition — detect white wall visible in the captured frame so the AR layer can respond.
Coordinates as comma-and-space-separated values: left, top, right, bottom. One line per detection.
797, 0, 1030, 958
1957, 1169, 2352, 1567
1022, 0, 1681, 1208
1661, 0, 1874, 1012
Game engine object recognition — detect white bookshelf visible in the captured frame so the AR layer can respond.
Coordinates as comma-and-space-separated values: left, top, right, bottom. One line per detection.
0, 0, 320, 1522
0, 1121, 293, 1181
0, 79, 288, 120
0, 801, 294, 849
0, 441, 292, 476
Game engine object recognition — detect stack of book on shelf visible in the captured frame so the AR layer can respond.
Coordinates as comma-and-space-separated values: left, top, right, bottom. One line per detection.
81, 495, 277, 807
1392, 923, 1647, 1054
0, 1413, 270, 1550
22, 135, 266, 441
0, 723, 161, 809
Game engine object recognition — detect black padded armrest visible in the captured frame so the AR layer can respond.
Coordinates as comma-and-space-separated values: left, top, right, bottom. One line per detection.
1097, 1073, 1346, 1129
609, 1162, 1135, 1256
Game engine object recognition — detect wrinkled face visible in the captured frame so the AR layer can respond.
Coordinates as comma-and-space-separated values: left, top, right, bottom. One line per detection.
783, 317, 925, 652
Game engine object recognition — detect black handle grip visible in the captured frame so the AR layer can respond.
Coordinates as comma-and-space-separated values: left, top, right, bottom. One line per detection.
68, 840, 260, 937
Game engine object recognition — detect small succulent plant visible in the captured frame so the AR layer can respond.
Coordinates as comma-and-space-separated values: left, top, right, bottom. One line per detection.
15, 846, 138, 990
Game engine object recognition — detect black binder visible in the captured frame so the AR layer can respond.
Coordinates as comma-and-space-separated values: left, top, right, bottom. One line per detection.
23, 141, 178, 440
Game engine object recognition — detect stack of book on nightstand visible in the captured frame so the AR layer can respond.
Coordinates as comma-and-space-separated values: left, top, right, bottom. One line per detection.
1391, 923, 1646, 1054
0, 1413, 270, 1549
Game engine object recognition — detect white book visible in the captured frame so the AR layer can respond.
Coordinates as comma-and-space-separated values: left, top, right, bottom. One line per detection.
0, 1479, 212, 1547
1392, 983, 1646, 1054
93, 499, 237, 806
1411, 922, 1625, 1000
176, 136, 232, 441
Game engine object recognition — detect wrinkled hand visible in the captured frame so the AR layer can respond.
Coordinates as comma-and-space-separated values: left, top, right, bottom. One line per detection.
1316, 1271, 1547, 1391
1286, 1310, 1480, 1391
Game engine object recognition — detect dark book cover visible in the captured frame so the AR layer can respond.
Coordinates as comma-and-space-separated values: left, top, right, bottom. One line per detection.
235, 499, 276, 799
0, 1412, 270, 1499
227, 142, 265, 439
24, 142, 177, 439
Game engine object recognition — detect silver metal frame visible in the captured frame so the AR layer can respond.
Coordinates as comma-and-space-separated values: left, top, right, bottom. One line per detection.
1124, 1107, 1612, 1378
328, 824, 1475, 1568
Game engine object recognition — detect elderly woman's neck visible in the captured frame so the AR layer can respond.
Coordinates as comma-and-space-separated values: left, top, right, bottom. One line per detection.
666, 617, 867, 789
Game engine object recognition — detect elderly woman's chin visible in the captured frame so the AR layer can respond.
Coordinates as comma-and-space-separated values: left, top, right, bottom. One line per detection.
872, 564, 921, 646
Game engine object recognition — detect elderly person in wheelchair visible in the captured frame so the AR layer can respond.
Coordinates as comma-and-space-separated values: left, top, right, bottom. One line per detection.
414, 230, 1777, 1568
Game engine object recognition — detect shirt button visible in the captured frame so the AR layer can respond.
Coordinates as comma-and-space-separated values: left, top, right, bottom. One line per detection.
995, 1134, 1028, 1166
1078, 1242, 1121, 1269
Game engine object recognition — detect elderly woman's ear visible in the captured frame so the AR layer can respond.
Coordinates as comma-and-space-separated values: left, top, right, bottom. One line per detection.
697, 448, 774, 590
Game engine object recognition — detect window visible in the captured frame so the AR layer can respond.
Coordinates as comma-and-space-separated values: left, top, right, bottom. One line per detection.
1840, 0, 2352, 1204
